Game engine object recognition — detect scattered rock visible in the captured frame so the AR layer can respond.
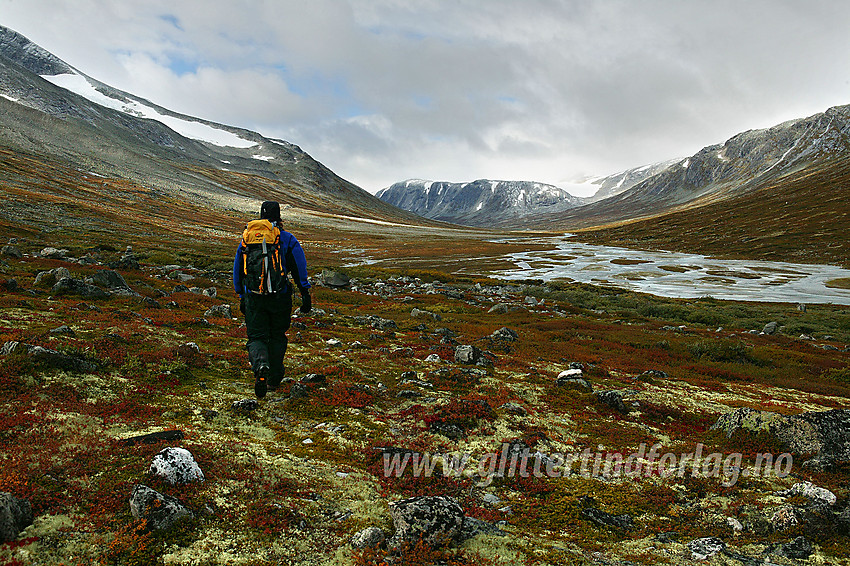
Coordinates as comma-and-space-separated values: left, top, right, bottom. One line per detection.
454, 344, 482, 365
797, 303, 807, 313
34, 267, 71, 287
499, 402, 528, 416
640, 369, 668, 379
687, 537, 726, 560
1, 245, 22, 259
581, 507, 634, 531
204, 304, 232, 319
388, 495, 464, 548
49, 325, 75, 336
89, 269, 130, 290
491, 327, 519, 342
39, 247, 68, 259
172, 284, 190, 294
176, 342, 201, 357
595, 390, 628, 414
129, 485, 193, 531
710, 407, 850, 468
321, 269, 351, 288
0, 492, 33, 543
771, 536, 813, 560
52, 277, 109, 298
487, 303, 523, 314
231, 399, 260, 413
456, 516, 506, 542
289, 383, 309, 398
1, 341, 99, 372
424, 353, 441, 363
411, 308, 441, 321
556, 376, 592, 391
203, 287, 217, 298
779, 481, 837, 507
350, 526, 385, 549
763, 321, 779, 335
149, 447, 205, 485
770, 506, 801, 531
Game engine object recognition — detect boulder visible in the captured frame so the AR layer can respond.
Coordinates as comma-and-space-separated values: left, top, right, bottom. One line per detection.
687, 537, 726, 561
52, 277, 109, 298
34, 267, 71, 287
321, 269, 350, 288
204, 304, 232, 319
129, 485, 193, 531
771, 536, 813, 560
1, 245, 22, 259
596, 390, 628, 414
89, 269, 129, 289
581, 507, 634, 530
710, 407, 850, 467
763, 321, 779, 335
350, 526, 385, 549
388, 495, 464, 548
454, 344, 481, 365
487, 303, 524, 314
149, 447, 205, 485
780, 481, 836, 508
491, 327, 519, 342
1, 341, 99, 372
411, 308, 441, 322
39, 247, 68, 259
0, 492, 33, 543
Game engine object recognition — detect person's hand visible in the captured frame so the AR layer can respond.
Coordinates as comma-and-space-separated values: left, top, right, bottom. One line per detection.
299, 289, 312, 314
239, 296, 245, 314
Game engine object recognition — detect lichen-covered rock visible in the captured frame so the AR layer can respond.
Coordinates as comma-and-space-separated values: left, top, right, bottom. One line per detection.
39, 247, 68, 259
581, 507, 634, 530
321, 269, 350, 287
88, 269, 130, 289
52, 277, 109, 298
771, 536, 813, 560
456, 516, 505, 542
204, 304, 232, 319
0, 245, 22, 258
780, 481, 837, 507
231, 399, 260, 413
595, 390, 628, 414
491, 327, 518, 341
411, 308, 441, 321
350, 526, 385, 549
388, 495, 464, 548
0, 492, 33, 543
687, 537, 726, 560
454, 344, 481, 365
129, 485, 193, 531
556, 368, 593, 392
710, 407, 850, 467
34, 267, 71, 287
1, 341, 99, 372
149, 447, 205, 485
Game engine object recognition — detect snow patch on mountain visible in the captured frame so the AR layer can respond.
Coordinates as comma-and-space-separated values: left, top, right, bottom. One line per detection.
41, 73, 256, 149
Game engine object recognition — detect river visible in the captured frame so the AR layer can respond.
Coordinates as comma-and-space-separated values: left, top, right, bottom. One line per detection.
492, 236, 850, 305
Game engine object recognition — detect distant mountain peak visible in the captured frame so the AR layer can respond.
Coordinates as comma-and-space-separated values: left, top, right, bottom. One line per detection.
376, 178, 585, 226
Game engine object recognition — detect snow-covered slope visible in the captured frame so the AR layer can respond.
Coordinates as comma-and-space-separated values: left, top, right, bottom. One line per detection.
376, 179, 586, 226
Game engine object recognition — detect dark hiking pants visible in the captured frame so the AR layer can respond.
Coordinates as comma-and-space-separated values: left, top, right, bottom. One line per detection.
245, 291, 292, 388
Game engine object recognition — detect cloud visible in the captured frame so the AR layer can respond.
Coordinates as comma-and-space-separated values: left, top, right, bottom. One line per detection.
2, 0, 850, 194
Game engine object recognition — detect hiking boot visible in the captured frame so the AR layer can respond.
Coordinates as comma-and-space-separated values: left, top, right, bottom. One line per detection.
254, 364, 269, 399
268, 367, 285, 393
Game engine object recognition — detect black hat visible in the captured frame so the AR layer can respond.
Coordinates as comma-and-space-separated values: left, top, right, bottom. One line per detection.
260, 201, 281, 222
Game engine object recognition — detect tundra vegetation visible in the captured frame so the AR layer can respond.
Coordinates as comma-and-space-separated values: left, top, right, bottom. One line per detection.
1, 155, 849, 565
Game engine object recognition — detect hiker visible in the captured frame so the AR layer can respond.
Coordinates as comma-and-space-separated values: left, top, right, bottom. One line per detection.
233, 201, 311, 399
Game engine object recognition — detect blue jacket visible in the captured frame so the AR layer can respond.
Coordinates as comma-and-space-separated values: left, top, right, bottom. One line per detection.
233, 226, 311, 297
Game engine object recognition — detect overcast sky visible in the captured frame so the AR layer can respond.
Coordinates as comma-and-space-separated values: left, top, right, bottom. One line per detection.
3, 0, 850, 195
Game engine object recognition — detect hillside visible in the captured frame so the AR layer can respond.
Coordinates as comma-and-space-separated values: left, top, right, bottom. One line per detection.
0, 25, 425, 226
576, 159, 850, 269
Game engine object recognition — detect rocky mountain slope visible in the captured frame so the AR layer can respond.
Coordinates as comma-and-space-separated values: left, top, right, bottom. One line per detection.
376, 179, 585, 226
0, 25, 425, 227
524, 104, 850, 230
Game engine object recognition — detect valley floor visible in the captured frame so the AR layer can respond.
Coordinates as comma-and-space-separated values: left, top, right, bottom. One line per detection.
1, 232, 849, 565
